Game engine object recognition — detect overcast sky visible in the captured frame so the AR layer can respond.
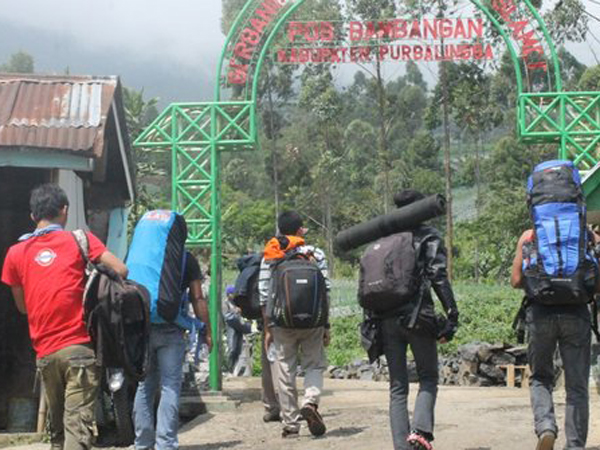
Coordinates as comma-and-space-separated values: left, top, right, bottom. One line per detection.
1, 0, 599, 103
1, 0, 225, 69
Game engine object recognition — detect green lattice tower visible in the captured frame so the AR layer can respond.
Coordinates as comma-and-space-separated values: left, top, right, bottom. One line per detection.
134, 0, 600, 391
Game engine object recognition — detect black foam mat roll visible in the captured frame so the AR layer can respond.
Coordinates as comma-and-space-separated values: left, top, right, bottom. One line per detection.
334, 194, 446, 252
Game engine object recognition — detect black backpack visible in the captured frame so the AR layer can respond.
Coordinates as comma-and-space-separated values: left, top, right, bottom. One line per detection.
358, 232, 419, 313
267, 252, 328, 329
232, 253, 263, 320
73, 231, 150, 381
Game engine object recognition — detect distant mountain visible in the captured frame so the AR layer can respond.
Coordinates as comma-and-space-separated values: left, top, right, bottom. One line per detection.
0, 19, 220, 107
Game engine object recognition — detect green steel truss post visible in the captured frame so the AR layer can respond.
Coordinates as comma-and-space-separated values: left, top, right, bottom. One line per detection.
134, 0, 600, 391
135, 102, 255, 391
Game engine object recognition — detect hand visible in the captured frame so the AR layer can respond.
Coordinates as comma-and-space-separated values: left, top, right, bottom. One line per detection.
323, 329, 331, 347
264, 328, 273, 352
205, 330, 213, 353
437, 321, 457, 344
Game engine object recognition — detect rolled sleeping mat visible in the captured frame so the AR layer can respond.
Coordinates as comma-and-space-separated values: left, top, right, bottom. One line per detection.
334, 194, 446, 252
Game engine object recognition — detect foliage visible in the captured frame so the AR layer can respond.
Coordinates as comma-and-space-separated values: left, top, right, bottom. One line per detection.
0, 51, 34, 73
324, 281, 522, 366
441, 282, 522, 355
122, 87, 165, 224
579, 65, 600, 91
327, 315, 364, 367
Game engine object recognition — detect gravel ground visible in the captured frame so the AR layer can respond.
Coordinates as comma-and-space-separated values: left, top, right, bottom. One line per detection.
9, 377, 600, 450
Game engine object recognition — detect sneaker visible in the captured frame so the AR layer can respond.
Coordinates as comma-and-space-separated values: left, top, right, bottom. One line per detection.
536, 430, 556, 450
263, 410, 281, 423
300, 403, 326, 437
407, 431, 434, 450
282, 428, 300, 438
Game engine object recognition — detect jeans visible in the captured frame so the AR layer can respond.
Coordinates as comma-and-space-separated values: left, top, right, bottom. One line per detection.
37, 344, 99, 450
134, 325, 186, 450
527, 307, 591, 450
381, 317, 438, 450
272, 327, 327, 432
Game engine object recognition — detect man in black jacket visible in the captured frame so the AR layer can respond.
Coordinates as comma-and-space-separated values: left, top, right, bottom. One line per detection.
381, 190, 459, 450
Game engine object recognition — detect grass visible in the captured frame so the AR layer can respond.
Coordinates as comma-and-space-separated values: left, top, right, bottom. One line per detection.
327, 280, 523, 364
224, 267, 522, 367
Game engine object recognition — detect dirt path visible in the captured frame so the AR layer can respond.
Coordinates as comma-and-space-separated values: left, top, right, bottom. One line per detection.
10, 377, 600, 450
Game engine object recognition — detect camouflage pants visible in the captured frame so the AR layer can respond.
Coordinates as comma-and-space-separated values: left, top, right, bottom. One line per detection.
37, 344, 99, 450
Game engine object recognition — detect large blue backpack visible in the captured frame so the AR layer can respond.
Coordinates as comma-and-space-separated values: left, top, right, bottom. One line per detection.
524, 160, 598, 305
126, 210, 191, 327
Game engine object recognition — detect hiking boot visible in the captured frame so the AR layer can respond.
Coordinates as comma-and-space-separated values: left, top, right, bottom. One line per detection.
263, 410, 281, 423
407, 431, 434, 450
536, 430, 556, 450
300, 403, 326, 437
282, 428, 300, 438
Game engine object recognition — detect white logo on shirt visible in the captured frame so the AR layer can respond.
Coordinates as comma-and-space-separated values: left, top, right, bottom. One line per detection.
35, 249, 57, 267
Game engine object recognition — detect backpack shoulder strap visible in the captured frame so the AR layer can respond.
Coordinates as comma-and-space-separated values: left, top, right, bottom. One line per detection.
71, 230, 93, 275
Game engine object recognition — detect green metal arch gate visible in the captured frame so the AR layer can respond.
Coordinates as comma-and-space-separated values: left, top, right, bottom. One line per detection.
135, 0, 600, 390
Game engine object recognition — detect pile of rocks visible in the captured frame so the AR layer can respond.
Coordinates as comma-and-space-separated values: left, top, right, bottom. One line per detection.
439, 342, 528, 387
324, 342, 528, 387
325, 357, 418, 383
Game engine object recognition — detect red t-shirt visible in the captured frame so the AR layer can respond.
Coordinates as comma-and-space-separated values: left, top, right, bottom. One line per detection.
1, 230, 107, 358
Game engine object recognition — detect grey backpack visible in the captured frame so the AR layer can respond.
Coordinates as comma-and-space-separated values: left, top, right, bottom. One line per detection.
358, 232, 419, 313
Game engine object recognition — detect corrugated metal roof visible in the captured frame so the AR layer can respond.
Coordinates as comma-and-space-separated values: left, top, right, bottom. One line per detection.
0, 74, 118, 156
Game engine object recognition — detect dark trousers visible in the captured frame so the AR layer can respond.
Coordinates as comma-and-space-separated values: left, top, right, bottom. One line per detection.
382, 317, 438, 450
527, 308, 591, 450
37, 344, 99, 450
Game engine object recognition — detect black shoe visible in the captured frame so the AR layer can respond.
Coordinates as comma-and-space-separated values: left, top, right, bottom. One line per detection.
282, 428, 300, 438
536, 430, 556, 450
263, 410, 281, 423
300, 403, 326, 437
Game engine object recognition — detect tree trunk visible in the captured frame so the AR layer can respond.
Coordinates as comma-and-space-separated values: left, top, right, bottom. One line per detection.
266, 69, 280, 233
323, 125, 335, 277
474, 132, 481, 283
375, 57, 390, 213
439, 0, 454, 279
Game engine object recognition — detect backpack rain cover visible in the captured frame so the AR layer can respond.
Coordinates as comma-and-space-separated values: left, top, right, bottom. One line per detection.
524, 160, 598, 305
127, 210, 188, 324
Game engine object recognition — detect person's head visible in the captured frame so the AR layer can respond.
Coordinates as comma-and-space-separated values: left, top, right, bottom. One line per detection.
278, 210, 306, 236
393, 189, 425, 208
226, 285, 235, 298
30, 184, 69, 227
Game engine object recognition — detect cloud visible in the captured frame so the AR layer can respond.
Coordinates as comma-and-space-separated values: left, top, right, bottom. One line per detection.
0, 0, 225, 69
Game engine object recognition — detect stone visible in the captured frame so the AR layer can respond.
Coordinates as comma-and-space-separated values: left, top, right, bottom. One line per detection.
479, 363, 505, 382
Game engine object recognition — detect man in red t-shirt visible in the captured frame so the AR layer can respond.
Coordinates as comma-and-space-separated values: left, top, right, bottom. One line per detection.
1, 184, 127, 450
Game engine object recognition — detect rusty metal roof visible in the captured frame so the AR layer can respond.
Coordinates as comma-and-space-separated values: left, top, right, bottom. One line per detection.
0, 74, 119, 156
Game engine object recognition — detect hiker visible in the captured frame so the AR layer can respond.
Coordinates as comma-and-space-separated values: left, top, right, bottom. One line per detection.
231, 252, 281, 421
127, 211, 212, 450
359, 190, 459, 450
259, 211, 330, 438
260, 321, 281, 423
511, 161, 599, 450
223, 285, 252, 373
1, 183, 128, 450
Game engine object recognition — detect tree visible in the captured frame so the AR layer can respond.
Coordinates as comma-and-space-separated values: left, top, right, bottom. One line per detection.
1, 51, 34, 73
123, 87, 163, 223
299, 67, 344, 274
578, 65, 600, 91
221, 0, 247, 35
345, 0, 397, 212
